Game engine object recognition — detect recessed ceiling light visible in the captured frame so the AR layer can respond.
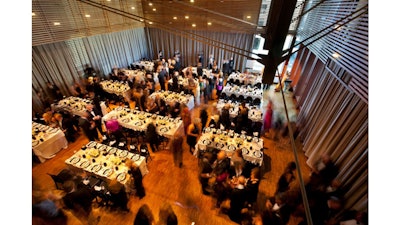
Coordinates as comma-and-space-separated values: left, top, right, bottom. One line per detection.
246, 16, 251, 19
54, 22, 61, 26
106, 0, 111, 1
131, 7, 135, 9
332, 52, 340, 58
32, 12, 36, 16
149, 3, 153, 6
140, 19, 144, 22
207, 22, 212, 25
153, 8, 156, 11
190, 0, 194, 3
148, 21, 153, 24
192, 24, 196, 27
185, 16, 189, 19
85, 14, 91, 18
173, 16, 177, 20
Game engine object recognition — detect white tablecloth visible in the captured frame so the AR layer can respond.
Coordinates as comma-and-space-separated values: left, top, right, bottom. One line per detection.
52, 97, 108, 117
194, 128, 264, 166
221, 83, 263, 102
32, 122, 68, 163
65, 141, 149, 185
227, 72, 262, 86
132, 60, 154, 71
216, 99, 264, 122
100, 80, 131, 101
121, 69, 146, 83
149, 90, 195, 110
102, 107, 184, 139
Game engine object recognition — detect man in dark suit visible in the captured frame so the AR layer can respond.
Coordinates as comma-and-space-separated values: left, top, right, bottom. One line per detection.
62, 180, 94, 218
85, 103, 106, 140
158, 65, 167, 91
53, 112, 76, 142
228, 176, 247, 223
78, 111, 98, 141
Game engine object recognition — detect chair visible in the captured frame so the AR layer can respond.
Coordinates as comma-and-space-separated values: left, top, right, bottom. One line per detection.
139, 144, 152, 163
253, 98, 261, 106
246, 96, 253, 105
47, 173, 65, 190
158, 135, 169, 151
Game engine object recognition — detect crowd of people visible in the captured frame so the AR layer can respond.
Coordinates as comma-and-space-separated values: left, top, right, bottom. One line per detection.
32, 53, 366, 225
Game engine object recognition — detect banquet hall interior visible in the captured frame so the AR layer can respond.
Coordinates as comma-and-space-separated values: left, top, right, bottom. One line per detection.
31, 0, 368, 225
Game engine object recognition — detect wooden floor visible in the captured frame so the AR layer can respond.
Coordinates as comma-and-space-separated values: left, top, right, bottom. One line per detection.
32, 86, 312, 225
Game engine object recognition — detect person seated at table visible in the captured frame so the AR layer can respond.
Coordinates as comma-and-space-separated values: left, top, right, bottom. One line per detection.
169, 102, 181, 118
42, 112, 57, 128
230, 149, 245, 177
235, 102, 249, 133
145, 120, 160, 153
145, 97, 159, 114
146, 76, 155, 95
106, 179, 129, 212
207, 114, 220, 129
62, 180, 95, 219
105, 116, 125, 143
52, 112, 76, 142
156, 96, 167, 116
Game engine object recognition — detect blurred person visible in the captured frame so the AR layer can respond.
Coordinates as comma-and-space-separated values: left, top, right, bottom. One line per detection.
42, 112, 57, 127
85, 103, 106, 139
53, 112, 76, 142
228, 175, 247, 224
126, 159, 146, 199
156, 202, 178, 225
46, 81, 63, 102
200, 107, 209, 130
262, 192, 293, 225
308, 153, 339, 192
32, 190, 66, 225
216, 73, 224, 98
276, 161, 297, 195
263, 100, 274, 138
158, 64, 167, 91
246, 167, 261, 208
207, 114, 220, 129
145, 97, 159, 114
145, 120, 160, 153
170, 135, 184, 168
107, 179, 129, 212
230, 148, 245, 177
134, 204, 155, 225
62, 180, 95, 219
199, 155, 214, 195
169, 102, 181, 118
180, 103, 192, 135
186, 118, 201, 154
78, 111, 98, 141
220, 104, 231, 130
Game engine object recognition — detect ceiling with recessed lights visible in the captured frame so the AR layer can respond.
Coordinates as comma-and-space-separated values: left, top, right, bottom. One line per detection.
32, 0, 273, 46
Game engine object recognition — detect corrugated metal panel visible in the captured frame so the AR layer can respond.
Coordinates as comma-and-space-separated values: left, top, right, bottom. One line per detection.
296, 0, 368, 103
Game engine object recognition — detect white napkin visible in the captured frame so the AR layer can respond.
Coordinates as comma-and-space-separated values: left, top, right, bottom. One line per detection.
119, 142, 125, 147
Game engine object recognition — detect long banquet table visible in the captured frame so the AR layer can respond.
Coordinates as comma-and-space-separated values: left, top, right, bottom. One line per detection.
32, 122, 68, 163
221, 83, 263, 102
194, 128, 264, 166
149, 90, 195, 110
65, 141, 148, 185
51, 96, 108, 117
227, 72, 263, 87
216, 99, 264, 122
102, 107, 184, 139
100, 80, 131, 102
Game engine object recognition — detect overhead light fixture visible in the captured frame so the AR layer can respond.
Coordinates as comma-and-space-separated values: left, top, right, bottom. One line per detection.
140, 19, 144, 22
32, 12, 36, 16
54, 22, 61, 26
106, 0, 111, 1
207, 22, 212, 25
332, 52, 340, 58
190, 0, 194, 3
173, 16, 177, 20
131, 7, 135, 9
246, 15, 251, 19
185, 16, 189, 19
192, 24, 196, 27
149, 21, 153, 24
85, 14, 91, 18
153, 8, 156, 11
149, 3, 153, 6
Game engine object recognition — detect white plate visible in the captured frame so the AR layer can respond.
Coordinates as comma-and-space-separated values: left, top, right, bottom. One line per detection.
119, 151, 128, 158
253, 150, 262, 158
103, 168, 113, 177
241, 148, 249, 155
227, 145, 236, 151
87, 142, 97, 148
32, 140, 40, 147
69, 156, 80, 164
117, 172, 126, 182
132, 154, 140, 161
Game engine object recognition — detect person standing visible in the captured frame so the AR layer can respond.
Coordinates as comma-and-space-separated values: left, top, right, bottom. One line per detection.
86, 103, 106, 140
186, 118, 201, 154
158, 65, 167, 91
78, 111, 98, 141
170, 135, 184, 168
263, 100, 273, 138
